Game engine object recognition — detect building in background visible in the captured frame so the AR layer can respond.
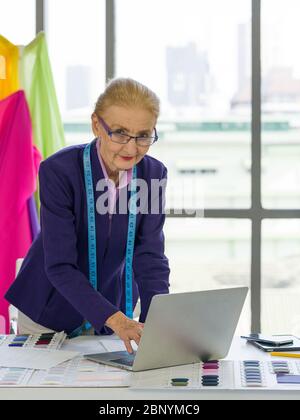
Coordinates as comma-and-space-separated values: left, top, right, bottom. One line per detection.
166, 43, 212, 108
66, 65, 92, 110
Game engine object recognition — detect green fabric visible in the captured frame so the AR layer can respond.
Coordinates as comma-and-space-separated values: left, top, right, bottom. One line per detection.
20, 31, 65, 159
20, 32, 66, 215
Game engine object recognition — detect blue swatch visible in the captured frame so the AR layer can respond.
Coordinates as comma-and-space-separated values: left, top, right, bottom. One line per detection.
277, 375, 300, 384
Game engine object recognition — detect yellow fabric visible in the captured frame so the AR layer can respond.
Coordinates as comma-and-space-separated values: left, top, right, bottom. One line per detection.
0, 35, 20, 100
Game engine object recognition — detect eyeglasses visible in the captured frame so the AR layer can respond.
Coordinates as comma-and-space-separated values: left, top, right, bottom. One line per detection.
97, 116, 158, 147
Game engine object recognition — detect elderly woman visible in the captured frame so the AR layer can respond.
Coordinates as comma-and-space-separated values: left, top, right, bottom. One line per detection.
5, 78, 170, 353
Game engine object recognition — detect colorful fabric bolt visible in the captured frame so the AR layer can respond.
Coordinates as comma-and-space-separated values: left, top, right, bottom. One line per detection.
20, 31, 65, 159
0, 90, 41, 333
0, 35, 19, 100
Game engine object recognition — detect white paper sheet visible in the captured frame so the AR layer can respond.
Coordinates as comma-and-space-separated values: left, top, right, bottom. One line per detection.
61, 335, 137, 356
100, 338, 138, 353
62, 336, 106, 355
0, 348, 79, 370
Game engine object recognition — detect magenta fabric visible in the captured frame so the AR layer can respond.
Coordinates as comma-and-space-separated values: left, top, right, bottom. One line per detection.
0, 90, 41, 333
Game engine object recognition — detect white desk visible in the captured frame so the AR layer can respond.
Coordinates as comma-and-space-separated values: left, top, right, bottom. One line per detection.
0, 336, 300, 400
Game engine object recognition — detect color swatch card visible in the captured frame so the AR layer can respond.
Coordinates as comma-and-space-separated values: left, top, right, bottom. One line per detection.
238, 360, 267, 387
1, 357, 300, 389
0, 332, 66, 350
131, 363, 200, 389
131, 361, 234, 389
0, 367, 34, 386
28, 356, 130, 387
1, 331, 300, 389
233, 359, 300, 389
132, 360, 300, 390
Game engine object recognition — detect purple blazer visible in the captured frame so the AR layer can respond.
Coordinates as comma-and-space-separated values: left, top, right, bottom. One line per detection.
5, 139, 170, 335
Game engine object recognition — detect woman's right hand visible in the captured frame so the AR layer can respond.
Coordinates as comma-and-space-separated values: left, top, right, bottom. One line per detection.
104, 311, 144, 354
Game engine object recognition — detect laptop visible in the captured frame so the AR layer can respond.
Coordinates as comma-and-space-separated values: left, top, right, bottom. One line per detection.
84, 286, 248, 371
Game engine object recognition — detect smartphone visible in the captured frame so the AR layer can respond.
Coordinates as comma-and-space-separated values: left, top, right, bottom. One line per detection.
240, 334, 293, 346
248, 339, 300, 352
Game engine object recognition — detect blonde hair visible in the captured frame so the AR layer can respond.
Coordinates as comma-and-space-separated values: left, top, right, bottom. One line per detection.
94, 78, 160, 119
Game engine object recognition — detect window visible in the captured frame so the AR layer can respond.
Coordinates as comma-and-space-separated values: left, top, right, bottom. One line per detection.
262, 0, 300, 209
165, 218, 251, 333
116, 0, 251, 209
45, 0, 105, 144
259, 0, 300, 334
115, 0, 252, 332
262, 220, 300, 336
0, 0, 35, 44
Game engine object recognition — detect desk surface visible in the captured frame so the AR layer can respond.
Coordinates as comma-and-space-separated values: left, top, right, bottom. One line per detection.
0, 335, 300, 400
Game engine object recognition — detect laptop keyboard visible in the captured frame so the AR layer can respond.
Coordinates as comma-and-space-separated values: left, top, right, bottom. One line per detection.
109, 356, 135, 366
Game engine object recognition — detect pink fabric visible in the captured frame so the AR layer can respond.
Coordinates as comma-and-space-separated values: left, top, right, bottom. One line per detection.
96, 139, 132, 217
0, 90, 42, 333
0, 315, 5, 333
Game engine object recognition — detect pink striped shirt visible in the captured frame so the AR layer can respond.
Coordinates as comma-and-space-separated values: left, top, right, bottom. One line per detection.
96, 139, 133, 218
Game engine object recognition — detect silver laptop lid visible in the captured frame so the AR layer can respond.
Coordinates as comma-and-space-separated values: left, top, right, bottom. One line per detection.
132, 286, 248, 371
